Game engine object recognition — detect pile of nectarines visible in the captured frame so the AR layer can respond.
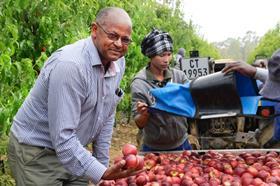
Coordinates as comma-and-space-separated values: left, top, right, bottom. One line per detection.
101, 146, 280, 185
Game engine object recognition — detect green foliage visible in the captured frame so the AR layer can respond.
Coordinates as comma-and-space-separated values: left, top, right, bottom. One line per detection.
0, 135, 14, 185
248, 24, 280, 63
0, 174, 15, 186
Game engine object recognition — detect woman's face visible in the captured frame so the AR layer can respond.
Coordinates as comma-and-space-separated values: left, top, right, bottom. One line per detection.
150, 51, 173, 71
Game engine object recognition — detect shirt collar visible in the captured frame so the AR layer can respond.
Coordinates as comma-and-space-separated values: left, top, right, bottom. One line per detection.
85, 36, 119, 77
145, 65, 172, 82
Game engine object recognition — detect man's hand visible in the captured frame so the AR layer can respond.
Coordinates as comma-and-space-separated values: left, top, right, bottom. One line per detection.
101, 160, 143, 180
222, 61, 257, 78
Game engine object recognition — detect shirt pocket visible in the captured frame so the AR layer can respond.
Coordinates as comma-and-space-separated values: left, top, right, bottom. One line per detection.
113, 88, 124, 106
108, 90, 124, 116
112, 93, 123, 109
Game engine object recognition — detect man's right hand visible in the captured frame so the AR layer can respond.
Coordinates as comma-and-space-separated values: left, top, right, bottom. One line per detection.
222, 61, 257, 78
101, 159, 143, 180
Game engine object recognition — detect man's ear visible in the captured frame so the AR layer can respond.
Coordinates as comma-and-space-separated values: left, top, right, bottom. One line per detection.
91, 22, 98, 38
91, 22, 98, 31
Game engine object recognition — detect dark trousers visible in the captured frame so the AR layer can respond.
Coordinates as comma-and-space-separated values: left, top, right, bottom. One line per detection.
7, 133, 88, 186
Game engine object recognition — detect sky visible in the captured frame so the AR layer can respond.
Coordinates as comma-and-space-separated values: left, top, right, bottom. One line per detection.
182, 0, 280, 42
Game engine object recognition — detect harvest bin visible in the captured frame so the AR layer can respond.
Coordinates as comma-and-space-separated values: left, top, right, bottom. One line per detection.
139, 148, 280, 155
102, 149, 280, 186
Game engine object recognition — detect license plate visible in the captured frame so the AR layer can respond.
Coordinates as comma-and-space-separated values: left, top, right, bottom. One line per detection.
181, 57, 210, 80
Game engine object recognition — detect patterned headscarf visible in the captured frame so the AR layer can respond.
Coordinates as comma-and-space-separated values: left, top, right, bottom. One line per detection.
141, 28, 173, 58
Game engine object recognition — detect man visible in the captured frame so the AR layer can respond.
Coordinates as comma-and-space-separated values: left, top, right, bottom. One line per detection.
222, 49, 280, 148
8, 7, 140, 185
174, 47, 186, 70
131, 29, 192, 152
252, 58, 268, 69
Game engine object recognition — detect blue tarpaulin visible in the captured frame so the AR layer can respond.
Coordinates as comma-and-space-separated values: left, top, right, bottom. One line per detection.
150, 83, 196, 117
150, 72, 264, 118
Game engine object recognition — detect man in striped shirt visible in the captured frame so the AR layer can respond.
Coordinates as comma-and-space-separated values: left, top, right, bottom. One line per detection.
8, 7, 139, 185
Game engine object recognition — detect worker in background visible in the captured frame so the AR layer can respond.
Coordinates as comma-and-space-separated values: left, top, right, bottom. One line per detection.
252, 57, 268, 69
174, 47, 186, 70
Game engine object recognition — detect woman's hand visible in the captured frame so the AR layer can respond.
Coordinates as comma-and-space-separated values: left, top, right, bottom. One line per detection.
136, 101, 149, 116
134, 101, 150, 128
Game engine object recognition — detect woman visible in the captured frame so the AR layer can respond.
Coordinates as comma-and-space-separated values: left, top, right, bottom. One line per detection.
131, 29, 192, 151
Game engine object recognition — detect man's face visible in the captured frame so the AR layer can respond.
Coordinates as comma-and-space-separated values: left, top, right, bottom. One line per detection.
91, 21, 132, 64
150, 51, 173, 71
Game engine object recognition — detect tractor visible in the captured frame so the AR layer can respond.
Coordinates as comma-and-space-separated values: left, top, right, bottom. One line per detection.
168, 53, 276, 150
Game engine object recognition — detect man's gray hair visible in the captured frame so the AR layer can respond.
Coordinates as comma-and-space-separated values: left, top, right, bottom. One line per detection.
95, 7, 130, 25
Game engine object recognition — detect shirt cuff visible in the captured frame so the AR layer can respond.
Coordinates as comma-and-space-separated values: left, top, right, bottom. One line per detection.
254, 67, 268, 83
85, 159, 107, 184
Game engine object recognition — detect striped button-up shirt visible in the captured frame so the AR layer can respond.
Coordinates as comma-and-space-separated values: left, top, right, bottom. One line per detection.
11, 37, 125, 184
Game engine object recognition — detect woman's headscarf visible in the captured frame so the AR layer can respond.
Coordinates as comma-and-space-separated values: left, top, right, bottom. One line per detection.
141, 28, 173, 58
